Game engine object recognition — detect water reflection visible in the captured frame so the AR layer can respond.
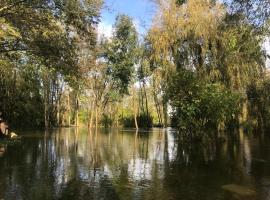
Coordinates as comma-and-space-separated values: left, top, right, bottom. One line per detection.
0, 128, 270, 200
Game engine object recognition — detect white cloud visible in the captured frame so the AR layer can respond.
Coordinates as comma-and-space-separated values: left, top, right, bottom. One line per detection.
133, 18, 141, 32
98, 22, 113, 40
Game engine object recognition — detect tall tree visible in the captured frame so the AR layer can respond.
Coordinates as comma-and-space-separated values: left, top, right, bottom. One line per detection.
147, 0, 269, 132
101, 14, 139, 127
0, 0, 103, 128
103, 14, 138, 95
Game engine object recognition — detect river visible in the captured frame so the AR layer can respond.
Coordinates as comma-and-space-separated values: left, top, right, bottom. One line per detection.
0, 128, 269, 200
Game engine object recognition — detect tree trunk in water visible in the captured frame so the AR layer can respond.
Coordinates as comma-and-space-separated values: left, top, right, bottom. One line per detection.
116, 115, 119, 128
88, 101, 94, 128
132, 87, 138, 130
134, 113, 138, 130
142, 81, 150, 127
44, 95, 49, 129
44, 100, 49, 129
75, 92, 79, 127
139, 82, 145, 115
67, 89, 71, 126
239, 99, 248, 126
57, 96, 60, 126
162, 97, 168, 128
89, 111, 93, 128
258, 111, 265, 134
152, 79, 163, 126
95, 103, 99, 128
116, 103, 119, 128
154, 93, 162, 126
44, 74, 50, 129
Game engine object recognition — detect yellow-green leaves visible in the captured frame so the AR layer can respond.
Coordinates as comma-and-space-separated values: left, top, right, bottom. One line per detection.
148, 0, 225, 74
0, 18, 21, 40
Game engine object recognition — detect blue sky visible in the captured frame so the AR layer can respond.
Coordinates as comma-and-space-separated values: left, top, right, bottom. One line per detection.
98, 0, 156, 38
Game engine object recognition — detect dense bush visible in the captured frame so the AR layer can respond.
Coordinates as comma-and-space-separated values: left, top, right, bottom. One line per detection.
167, 70, 241, 133
122, 113, 153, 128
247, 78, 270, 131
0, 65, 45, 128
100, 114, 114, 128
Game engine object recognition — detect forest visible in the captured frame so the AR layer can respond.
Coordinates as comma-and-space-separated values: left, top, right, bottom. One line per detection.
0, 0, 270, 137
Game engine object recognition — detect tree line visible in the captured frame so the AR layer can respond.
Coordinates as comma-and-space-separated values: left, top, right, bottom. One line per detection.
0, 0, 270, 135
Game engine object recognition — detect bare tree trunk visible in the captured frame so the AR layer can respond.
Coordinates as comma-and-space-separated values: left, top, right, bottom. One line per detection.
258, 111, 264, 132
75, 92, 79, 127
89, 110, 94, 128
134, 113, 138, 130
44, 92, 49, 129
154, 93, 162, 125
139, 82, 145, 115
152, 79, 163, 126
132, 87, 138, 130
239, 99, 248, 125
116, 102, 119, 128
44, 99, 49, 129
67, 89, 71, 126
56, 77, 64, 127
44, 73, 50, 129
88, 100, 94, 128
162, 96, 168, 128
95, 103, 99, 128
57, 95, 60, 126
142, 81, 150, 123
116, 115, 119, 128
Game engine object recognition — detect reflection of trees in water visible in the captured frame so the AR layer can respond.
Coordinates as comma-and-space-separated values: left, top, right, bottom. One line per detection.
161, 129, 270, 200
52, 128, 175, 199
0, 128, 270, 199
3, 128, 167, 199
0, 145, 6, 157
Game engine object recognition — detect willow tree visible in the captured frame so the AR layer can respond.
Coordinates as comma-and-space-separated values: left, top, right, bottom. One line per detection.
146, 0, 225, 127
147, 0, 268, 132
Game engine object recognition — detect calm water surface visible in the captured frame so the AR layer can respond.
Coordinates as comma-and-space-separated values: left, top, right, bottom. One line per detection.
0, 128, 270, 200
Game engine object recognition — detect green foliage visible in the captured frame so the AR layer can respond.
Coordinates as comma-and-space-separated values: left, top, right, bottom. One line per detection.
0, 0, 102, 77
0, 0, 102, 128
247, 77, 270, 130
146, 0, 269, 135
168, 70, 241, 133
100, 114, 113, 128
215, 19, 266, 90
103, 14, 138, 95
176, 0, 186, 5
0, 63, 44, 128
